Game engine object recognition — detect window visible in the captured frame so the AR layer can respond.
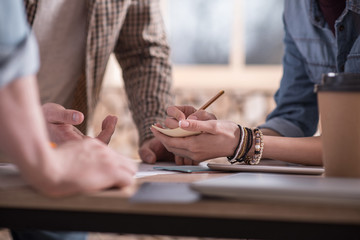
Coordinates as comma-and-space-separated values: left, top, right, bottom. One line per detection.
163, 0, 284, 90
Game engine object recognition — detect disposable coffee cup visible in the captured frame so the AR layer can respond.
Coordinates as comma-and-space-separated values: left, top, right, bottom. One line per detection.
315, 73, 360, 178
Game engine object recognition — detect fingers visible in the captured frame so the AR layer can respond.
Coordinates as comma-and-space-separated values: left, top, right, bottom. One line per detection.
183, 157, 195, 165
139, 147, 156, 164
112, 153, 137, 188
167, 106, 186, 121
188, 110, 217, 121
167, 106, 197, 121
139, 138, 174, 163
117, 155, 138, 176
96, 115, 118, 144
174, 155, 198, 165
179, 119, 218, 134
164, 117, 180, 129
43, 103, 84, 125
139, 138, 158, 163
174, 155, 184, 165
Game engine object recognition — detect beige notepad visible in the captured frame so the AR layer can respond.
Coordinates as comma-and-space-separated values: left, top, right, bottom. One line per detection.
152, 125, 200, 137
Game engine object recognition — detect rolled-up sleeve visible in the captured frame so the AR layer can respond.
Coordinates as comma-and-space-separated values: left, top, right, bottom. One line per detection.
259, 15, 318, 137
0, 0, 39, 88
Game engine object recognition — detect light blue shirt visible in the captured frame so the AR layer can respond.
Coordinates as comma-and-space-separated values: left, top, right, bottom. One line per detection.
0, 0, 39, 87
260, 0, 360, 137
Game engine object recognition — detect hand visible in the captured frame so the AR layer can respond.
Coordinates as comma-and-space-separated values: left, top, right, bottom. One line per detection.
151, 119, 240, 163
36, 138, 137, 197
161, 106, 217, 165
164, 106, 216, 129
42, 103, 117, 144
138, 137, 174, 164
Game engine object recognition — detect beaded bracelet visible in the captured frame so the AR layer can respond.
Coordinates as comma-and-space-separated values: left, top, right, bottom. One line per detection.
244, 128, 264, 165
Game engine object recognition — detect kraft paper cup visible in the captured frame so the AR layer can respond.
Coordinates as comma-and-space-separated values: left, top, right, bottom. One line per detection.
315, 73, 360, 178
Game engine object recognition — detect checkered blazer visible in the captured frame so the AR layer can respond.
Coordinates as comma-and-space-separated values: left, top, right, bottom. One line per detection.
24, 0, 173, 145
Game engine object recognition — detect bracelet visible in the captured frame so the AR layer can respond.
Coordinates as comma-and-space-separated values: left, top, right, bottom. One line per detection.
236, 127, 248, 161
238, 127, 253, 162
244, 128, 264, 165
227, 125, 244, 164
227, 126, 256, 164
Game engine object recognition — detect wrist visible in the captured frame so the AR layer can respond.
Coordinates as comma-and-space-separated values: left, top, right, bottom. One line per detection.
18, 144, 63, 195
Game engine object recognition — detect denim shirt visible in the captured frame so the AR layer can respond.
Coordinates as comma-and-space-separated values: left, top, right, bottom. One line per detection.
260, 0, 360, 137
0, 0, 39, 88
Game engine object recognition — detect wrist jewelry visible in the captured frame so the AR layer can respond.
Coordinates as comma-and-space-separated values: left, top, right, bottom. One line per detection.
237, 127, 253, 162
244, 128, 264, 165
227, 126, 256, 164
227, 125, 244, 164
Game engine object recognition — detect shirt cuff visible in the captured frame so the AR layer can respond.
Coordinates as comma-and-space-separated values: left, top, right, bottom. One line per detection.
259, 117, 305, 137
138, 117, 164, 146
0, 32, 39, 88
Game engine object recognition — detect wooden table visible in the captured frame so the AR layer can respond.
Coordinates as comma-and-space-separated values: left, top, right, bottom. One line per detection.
1, 167, 360, 239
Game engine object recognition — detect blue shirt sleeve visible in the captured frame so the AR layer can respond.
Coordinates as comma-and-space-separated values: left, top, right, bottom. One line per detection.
259, 15, 319, 137
0, 0, 39, 88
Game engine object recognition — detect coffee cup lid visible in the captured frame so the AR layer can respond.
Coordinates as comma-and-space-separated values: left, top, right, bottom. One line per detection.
314, 73, 360, 92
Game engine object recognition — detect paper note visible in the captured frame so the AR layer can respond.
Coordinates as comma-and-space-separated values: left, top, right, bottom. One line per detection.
152, 125, 200, 137
0, 164, 27, 189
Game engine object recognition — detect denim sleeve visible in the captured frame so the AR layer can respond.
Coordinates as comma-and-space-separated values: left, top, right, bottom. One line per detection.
0, 0, 39, 88
259, 16, 319, 137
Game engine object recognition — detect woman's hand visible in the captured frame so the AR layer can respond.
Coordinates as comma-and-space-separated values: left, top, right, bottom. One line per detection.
160, 106, 217, 165
164, 106, 216, 128
152, 119, 240, 163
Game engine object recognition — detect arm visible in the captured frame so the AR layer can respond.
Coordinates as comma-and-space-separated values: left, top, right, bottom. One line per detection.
259, 16, 319, 137
153, 118, 322, 166
152, 106, 322, 166
263, 135, 322, 165
0, 77, 136, 197
114, 0, 174, 163
0, 0, 136, 197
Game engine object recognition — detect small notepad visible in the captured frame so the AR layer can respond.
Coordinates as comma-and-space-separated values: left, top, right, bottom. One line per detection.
151, 125, 200, 137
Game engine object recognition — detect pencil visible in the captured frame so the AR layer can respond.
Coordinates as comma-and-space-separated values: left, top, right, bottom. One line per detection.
199, 90, 225, 110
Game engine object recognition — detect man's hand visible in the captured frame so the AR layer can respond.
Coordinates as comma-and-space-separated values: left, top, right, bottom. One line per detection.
34, 138, 138, 197
42, 103, 117, 144
138, 137, 174, 164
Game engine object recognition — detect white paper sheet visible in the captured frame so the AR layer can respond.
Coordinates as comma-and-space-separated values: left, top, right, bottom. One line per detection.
0, 163, 27, 189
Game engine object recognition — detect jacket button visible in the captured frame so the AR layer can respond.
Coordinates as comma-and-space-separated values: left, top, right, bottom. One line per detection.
339, 25, 345, 31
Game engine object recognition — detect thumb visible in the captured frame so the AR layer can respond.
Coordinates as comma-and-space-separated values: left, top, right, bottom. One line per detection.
96, 115, 117, 144
43, 103, 84, 125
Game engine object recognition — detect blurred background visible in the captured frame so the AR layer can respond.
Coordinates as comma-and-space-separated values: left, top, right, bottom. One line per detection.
92, 0, 285, 159
0, 1, 286, 240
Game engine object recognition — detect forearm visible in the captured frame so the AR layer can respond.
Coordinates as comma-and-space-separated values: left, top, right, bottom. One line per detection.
0, 76, 58, 187
115, 0, 174, 145
261, 135, 322, 166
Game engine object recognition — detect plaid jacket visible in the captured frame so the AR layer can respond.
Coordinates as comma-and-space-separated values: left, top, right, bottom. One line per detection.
24, 0, 173, 145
